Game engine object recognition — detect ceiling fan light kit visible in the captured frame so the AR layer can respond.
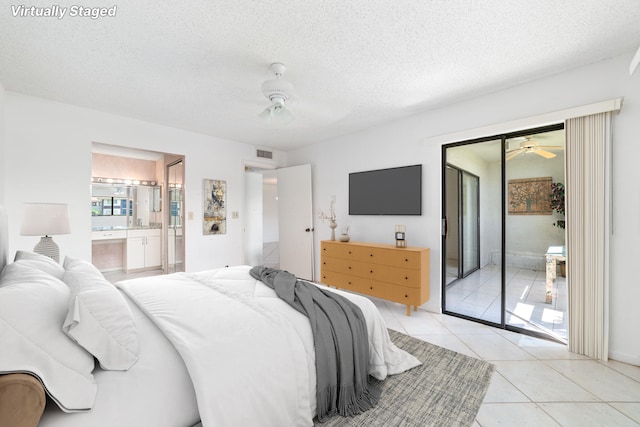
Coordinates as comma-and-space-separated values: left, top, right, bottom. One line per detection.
260, 62, 296, 125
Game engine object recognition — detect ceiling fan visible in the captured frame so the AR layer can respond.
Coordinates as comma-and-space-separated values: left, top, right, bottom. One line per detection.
259, 62, 295, 125
506, 137, 563, 161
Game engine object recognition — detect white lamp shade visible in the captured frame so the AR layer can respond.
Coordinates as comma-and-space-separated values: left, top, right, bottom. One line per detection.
20, 203, 71, 236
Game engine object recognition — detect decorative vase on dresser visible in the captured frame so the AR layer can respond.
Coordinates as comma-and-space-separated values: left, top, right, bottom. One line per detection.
320, 240, 430, 316
328, 220, 337, 241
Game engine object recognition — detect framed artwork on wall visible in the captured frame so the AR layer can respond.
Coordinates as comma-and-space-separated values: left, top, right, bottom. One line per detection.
508, 176, 552, 215
203, 179, 227, 234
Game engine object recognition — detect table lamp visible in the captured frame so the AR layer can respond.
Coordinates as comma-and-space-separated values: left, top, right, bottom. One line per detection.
20, 203, 71, 263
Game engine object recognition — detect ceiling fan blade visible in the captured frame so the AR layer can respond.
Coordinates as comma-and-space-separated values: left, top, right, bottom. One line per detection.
536, 145, 564, 150
506, 150, 523, 161
630, 45, 640, 76
534, 149, 557, 159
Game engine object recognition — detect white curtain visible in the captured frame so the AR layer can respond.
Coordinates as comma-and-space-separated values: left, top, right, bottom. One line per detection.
565, 112, 611, 360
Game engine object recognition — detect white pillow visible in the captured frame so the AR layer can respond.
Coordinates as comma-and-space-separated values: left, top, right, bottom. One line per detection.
13, 251, 65, 280
0, 262, 97, 412
63, 255, 103, 276
62, 257, 139, 371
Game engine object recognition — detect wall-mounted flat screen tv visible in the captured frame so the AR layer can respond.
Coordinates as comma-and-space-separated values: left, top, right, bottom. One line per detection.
349, 164, 422, 215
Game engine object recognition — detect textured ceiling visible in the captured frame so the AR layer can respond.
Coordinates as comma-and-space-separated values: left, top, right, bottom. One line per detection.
1, 1, 639, 151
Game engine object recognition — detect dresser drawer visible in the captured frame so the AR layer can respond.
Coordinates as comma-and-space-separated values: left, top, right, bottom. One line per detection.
321, 242, 371, 261
375, 265, 422, 288
358, 281, 391, 300
322, 257, 373, 278
374, 248, 423, 269
385, 284, 421, 305
320, 270, 356, 289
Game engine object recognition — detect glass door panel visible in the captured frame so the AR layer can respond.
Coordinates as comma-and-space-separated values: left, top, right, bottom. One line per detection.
443, 139, 502, 325
444, 166, 459, 286
504, 129, 567, 341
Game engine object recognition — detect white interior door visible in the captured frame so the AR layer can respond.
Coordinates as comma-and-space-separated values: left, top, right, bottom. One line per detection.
277, 164, 314, 280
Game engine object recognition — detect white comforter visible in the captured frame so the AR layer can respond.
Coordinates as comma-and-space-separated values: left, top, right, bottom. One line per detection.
117, 265, 420, 426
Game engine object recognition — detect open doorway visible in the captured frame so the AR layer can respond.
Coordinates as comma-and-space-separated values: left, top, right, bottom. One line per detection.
244, 167, 279, 268
243, 163, 314, 280
91, 143, 185, 281
442, 125, 567, 342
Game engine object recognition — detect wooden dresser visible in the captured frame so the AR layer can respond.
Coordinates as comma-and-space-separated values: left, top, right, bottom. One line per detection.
320, 240, 430, 316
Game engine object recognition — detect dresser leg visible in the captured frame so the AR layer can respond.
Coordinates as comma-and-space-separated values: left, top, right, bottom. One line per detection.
406, 305, 411, 316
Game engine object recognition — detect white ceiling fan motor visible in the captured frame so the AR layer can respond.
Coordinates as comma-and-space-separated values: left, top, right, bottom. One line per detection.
259, 62, 295, 125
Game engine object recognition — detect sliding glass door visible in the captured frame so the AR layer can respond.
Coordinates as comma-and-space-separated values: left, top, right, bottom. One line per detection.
442, 124, 567, 342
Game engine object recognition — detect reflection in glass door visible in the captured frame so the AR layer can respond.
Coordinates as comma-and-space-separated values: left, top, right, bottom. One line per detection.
445, 166, 480, 282
444, 167, 459, 285
167, 160, 184, 273
461, 170, 480, 276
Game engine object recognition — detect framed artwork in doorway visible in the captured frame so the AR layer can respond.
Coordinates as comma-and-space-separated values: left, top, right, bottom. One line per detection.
508, 177, 552, 215
203, 179, 227, 234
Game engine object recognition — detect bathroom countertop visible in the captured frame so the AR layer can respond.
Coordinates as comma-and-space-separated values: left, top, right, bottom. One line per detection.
92, 224, 162, 232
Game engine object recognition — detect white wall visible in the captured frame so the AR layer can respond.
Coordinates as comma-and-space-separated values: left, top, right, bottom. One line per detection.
288, 53, 640, 365
0, 83, 5, 205
2, 91, 286, 272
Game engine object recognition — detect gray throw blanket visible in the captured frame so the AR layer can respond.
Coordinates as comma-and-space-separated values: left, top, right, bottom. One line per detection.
249, 266, 380, 422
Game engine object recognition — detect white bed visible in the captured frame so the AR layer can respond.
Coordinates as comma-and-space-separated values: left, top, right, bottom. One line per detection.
0, 207, 420, 426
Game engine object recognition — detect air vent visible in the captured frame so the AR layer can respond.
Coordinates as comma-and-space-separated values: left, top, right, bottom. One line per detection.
257, 149, 273, 159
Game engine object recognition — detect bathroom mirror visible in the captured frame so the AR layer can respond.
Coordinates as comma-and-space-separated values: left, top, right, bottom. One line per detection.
91, 184, 132, 217
91, 183, 161, 228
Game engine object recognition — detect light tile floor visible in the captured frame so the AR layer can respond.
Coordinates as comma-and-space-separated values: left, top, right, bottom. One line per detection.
446, 264, 568, 341
370, 296, 640, 427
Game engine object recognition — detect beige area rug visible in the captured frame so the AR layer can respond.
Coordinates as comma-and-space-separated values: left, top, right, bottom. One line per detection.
315, 329, 495, 427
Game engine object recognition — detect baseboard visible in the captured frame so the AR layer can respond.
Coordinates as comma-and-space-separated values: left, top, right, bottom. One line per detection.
608, 350, 640, 366
98, 267, 124, 273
